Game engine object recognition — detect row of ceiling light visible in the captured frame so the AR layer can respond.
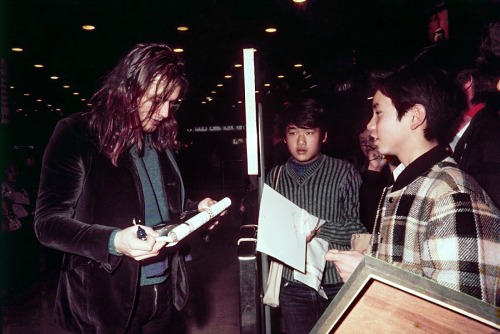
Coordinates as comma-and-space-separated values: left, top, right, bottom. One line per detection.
9, 10, 308, 115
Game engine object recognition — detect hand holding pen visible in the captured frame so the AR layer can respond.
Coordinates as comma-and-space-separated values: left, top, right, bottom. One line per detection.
133, 218, 148, 241
112, 219, 166, 261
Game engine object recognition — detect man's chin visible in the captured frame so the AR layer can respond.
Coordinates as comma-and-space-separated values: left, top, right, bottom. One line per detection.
292, 155, 318, 164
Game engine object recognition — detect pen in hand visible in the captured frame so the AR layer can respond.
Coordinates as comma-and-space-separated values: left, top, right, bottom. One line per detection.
133, 218, 148, 241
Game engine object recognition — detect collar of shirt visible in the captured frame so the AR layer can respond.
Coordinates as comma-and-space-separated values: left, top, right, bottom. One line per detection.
391, 146, 450, 192
466, 102, 486, 118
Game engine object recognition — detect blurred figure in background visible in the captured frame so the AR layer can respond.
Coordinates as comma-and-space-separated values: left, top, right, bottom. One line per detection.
2, 162, 31, 225
357, 128, 396, 231
414, 21, 500, 208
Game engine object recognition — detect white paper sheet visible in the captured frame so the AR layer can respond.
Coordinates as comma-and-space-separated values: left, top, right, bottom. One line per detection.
256, 184, 306, 272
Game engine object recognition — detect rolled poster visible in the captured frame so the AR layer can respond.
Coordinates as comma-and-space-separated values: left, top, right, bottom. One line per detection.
156, 197, 231, 246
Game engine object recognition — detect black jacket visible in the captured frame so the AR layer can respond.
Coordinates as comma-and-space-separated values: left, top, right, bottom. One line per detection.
453, 99, 500, 209
34, 113, 196, 333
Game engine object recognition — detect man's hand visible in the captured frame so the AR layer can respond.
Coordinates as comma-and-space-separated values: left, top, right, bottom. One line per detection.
367, 148, 387, 172
114, 225, 167, 261
325, 249, 365, 282
306, 228, 319, 242
198, 197, 226, 215
198, 197, 226, 232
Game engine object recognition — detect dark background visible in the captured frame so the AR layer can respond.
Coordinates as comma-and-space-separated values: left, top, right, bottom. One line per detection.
1, 0, 498, 184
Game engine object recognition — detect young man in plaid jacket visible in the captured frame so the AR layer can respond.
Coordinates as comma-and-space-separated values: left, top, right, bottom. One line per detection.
326, 64, 499, 306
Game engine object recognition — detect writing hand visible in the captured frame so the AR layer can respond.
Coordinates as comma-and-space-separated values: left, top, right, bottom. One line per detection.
114, 225, 167, 261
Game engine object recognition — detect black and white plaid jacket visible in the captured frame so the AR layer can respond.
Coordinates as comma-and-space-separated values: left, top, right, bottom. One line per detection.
372, 146, 500, 306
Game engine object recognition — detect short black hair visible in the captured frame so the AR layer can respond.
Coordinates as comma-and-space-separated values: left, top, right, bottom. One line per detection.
372, 63, 467, 145
278, 98, 329, 138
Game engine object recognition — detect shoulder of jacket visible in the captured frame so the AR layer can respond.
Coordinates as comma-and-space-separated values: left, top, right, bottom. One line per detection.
55, 112, 89, 134
427, 160, 483, 196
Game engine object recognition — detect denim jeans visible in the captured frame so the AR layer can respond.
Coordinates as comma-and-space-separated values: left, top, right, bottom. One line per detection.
279, 279, 343, 334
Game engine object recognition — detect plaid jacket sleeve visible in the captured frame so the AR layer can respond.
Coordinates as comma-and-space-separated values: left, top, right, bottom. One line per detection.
421, 191, 500, 306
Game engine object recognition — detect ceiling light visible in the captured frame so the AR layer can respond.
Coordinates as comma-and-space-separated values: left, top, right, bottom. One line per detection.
264, 83, 271, 87
277, 75, 285, 78
211, 91, 217, 94
36, 99, 42, 102
217, 83, 223, 87
63, 85, 70, 88
177, 26, 189, 31
234, 63, 242, 68
34, 64, 44, 68
10, 86, 14, 89
82, 25, 95, 31
50, 76, 59, 80
293, 0, 307, 3
11, 47, 23, 52
265, 27, 277, 33
224, 75, 232, 78
294, 63, 303, 68
81, 98, 86, 101
73, 92, 79, 95
173, 48, 184, 53
23, 93, 30, 96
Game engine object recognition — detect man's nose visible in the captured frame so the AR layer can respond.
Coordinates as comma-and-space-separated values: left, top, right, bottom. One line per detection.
367, 115, 375, 130
297, 133, 306, 144
158, 102, 170, 118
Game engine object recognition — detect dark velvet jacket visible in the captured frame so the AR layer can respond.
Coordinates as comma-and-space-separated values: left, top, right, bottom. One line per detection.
34, 113, 197, 333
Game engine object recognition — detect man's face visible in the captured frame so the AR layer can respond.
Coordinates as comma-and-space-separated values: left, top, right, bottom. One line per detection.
367, 90, 411, 158
285, 124, 326, 164
138, 81, 181, 133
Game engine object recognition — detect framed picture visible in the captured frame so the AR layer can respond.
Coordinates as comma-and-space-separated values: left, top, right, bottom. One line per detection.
311, 256, 499, 334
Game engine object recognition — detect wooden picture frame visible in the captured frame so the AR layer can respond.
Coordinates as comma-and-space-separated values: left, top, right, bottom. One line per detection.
311, 256, 499, 333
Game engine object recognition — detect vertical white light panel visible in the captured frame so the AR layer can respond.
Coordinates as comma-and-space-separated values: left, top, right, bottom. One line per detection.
243, 48, 259, 175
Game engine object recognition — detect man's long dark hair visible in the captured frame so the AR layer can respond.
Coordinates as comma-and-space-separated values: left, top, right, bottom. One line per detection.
87, 43, 188, 165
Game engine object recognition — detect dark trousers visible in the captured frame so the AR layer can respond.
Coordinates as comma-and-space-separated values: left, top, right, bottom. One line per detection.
126, 276, 173, 334
279, 279, 343, 334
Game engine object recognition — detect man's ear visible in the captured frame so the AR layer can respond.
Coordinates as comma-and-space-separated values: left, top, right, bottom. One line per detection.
322, 131, 328, 143
410, 104, 427, 130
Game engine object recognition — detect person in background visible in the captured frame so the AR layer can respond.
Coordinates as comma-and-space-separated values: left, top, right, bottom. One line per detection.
266, 98, 366, 334
414, 26, 500, 208
2, 162, 31, 224
357, 127, 396, 231
34, 43, 220, 333
326, 64, 499, 306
